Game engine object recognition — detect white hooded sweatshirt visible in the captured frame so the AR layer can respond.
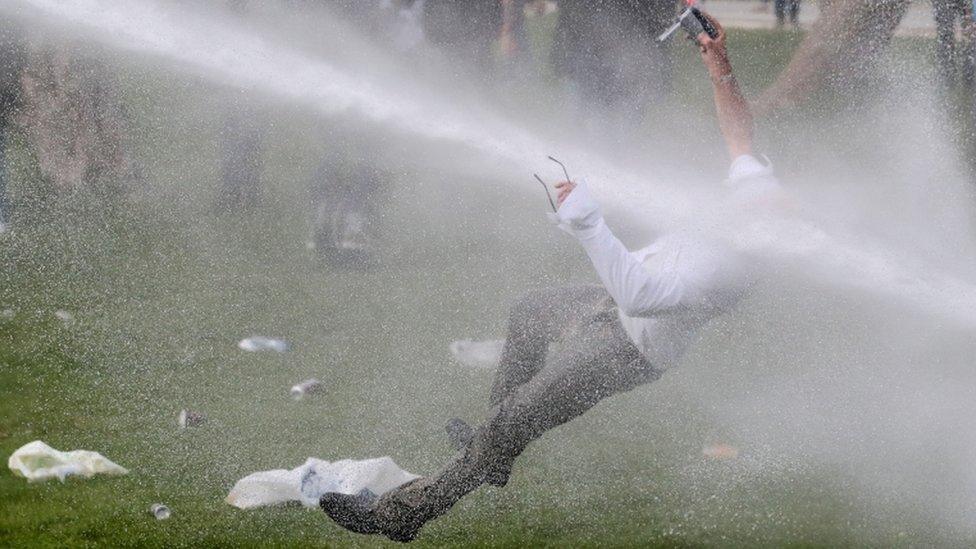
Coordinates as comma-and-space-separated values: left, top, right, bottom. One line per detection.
552, 155, 780, 369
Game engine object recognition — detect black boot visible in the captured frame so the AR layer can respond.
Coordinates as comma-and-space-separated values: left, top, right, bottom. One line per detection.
321, 487, 422, 543
319, 490, 382, 536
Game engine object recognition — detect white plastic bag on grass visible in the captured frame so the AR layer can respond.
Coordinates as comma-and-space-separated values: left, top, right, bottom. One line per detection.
450, 339, 505, 369
8, 440, 128, 482
226, 457, 418, 509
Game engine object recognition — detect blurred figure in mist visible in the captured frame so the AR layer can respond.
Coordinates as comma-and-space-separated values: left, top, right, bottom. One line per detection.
409, 0, 504, 71
498, 0, 532, 74
215, 0, 266, 211
775, 0, 800, 27
0, 23, 25, 233
307, 157, 388, 269
931, 0, 976, 86
327, 0, 427, 52
216, 102, 265, 211
287, 1, 502, 71
550, 0, 676, 138
18, 38, 134, 203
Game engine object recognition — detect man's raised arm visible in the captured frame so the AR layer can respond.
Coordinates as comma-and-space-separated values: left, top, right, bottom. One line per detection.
695, 14, 754, 160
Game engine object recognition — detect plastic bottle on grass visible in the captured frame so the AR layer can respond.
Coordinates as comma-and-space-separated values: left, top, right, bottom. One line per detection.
237, 337, 289, 353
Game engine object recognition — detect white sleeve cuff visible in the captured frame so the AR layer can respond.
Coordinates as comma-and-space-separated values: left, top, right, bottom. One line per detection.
728, 154, 773, 183
549, 181, 606, 240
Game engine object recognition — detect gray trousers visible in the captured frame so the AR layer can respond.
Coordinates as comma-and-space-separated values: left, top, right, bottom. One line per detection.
376, 286, 662, 532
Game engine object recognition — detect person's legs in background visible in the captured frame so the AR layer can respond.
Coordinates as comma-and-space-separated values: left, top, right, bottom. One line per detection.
0, 121, 9, 231
961, 0, 976, 87
933, 0, 960, 84
774, 0, 787, 26
216, 107, 264, 212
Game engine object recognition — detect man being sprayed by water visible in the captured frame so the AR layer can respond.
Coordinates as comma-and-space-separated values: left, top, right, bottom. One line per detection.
320, 12, 783, 543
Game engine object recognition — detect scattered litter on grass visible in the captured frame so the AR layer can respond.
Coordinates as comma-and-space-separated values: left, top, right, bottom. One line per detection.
702, 443, 740, 460
178, 409, 207, 428
237, 336, 289, 353
150, 503, 171, 520
290, 379, 323, 400
226, 457, 418, 509
0, 309, 14, 320
54, 310, 74, 323
449, 339, 505, 369
8, 440, 128, 482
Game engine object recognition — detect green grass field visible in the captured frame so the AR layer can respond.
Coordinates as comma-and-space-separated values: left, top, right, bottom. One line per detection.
1, 23, 973, 548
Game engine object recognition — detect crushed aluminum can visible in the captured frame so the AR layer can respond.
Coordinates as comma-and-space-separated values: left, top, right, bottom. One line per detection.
290, 379, 323, 400
150, 503, 171, 520
178, 409, 207, 428
237, 337, 289, 353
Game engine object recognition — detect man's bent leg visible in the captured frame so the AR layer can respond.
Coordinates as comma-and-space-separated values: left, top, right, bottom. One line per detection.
488, 285, 608, 407
450, 285, 606, 455
477, 315, 661, 476
355, 306, 660, 540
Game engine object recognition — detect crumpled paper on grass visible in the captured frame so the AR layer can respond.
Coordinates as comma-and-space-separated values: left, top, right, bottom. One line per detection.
8, 440, 128, 482
226, 457, 418, 509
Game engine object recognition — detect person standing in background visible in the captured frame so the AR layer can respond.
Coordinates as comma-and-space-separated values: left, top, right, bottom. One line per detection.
499, 0, 530, 65
0, 23, 25, 233
215, 0, 266, 211
307, 154, 388, 269
417, 0, 503, 71
931, 0, 976, 86
550, 0, 676, 137
19, 37, 134, 200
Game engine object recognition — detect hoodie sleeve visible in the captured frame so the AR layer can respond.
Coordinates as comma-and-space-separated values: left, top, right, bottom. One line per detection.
550, 183, 685, 316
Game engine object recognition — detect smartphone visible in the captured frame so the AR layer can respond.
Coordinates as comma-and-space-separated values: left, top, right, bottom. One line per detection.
657, 6, 720, 42
681, 7, 720, 40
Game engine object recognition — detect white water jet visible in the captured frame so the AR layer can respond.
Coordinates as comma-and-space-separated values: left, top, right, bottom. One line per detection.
5, 0, 976, 329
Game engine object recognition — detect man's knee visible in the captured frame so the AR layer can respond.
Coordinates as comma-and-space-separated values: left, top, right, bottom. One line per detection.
509, 286, 596, 322
515, 287, 558, 310
508, 287, 557, 326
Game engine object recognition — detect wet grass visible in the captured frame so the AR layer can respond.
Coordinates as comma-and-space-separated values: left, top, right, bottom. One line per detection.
1, 26, 973, 548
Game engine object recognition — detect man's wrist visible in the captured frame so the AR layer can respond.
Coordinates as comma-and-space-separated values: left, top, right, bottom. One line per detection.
711, 72, 736, 85
705, 53, 733, 75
